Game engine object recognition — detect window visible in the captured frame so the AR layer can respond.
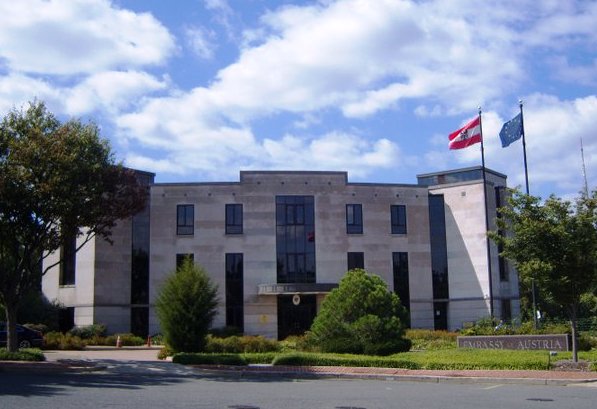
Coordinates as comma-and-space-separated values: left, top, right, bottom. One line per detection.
176, 253, 194, 269
225, 204, 243, 234
226, 253, 244, 331
347, 252, 364, 271
276, 196, 316, 283
391, 205, 407, 234
429, 195, 449, 300
346, 204, 363, 234
501, 299, 512, 322
177, 204, 194, 235
59, 234, 77, 286
392, 252, 410, 311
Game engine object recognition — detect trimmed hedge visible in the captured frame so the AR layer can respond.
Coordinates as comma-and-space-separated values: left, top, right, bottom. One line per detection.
272, 352, 420, 369
169, 349, 597, 371
173, 353, 247, 366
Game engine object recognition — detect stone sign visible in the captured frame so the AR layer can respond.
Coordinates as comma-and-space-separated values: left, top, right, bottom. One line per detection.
457, 334, 570, 351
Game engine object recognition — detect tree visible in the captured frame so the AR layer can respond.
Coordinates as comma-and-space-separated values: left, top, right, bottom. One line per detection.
309, 269, 411, 355
490, 189, 597, 362
155, 258, 219, 353
0, 101, 147, 352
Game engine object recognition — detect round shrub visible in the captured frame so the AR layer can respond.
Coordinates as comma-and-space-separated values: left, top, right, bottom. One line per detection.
309, 269, 411, 355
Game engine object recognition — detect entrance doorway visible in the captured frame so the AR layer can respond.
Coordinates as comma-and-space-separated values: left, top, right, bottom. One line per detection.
277, 294, 316, 340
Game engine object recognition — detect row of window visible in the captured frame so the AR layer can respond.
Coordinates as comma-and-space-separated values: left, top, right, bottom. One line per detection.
176, 203, 407, 236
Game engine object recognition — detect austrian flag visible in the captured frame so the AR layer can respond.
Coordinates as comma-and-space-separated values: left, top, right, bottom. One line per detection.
448, 116, 482, 150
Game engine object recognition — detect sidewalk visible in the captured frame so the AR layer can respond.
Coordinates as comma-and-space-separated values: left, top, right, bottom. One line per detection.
1, 347, 596, 386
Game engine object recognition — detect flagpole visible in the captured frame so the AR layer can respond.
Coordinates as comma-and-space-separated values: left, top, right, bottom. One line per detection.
520, 100, 538, 328
478, 107, 494, 318
519, 100, 530, 195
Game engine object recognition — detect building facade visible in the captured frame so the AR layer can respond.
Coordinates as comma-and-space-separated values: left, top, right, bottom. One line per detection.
43, 167, 520, 338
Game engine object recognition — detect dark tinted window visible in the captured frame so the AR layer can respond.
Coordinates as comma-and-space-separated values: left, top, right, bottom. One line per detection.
391, 205, 407, 234
429, 194, 449, 300
225, 204, 243, 234
59, 234, 76, 286
276, 196, 316, 283
346, 204, 363, 234
177, 204, 194, 235
226, 253, 244, 331
393, 252, 410, 311
347, 252, 364, 270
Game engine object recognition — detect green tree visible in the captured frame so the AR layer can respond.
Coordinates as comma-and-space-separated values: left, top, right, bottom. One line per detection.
490, 189, 597, 362
0, 101, 147, 352
309, 269, 411, 355
155, 258, 219, 353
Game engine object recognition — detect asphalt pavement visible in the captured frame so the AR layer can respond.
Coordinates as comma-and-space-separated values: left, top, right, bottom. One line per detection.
1, 346, 596, 386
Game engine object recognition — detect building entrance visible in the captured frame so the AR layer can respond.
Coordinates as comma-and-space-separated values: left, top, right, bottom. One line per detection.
277, 294, 316, 340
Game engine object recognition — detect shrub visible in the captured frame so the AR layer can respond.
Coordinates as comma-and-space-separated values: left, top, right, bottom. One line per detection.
104, 333, 145, 346
279, 335, 314, 352
155, 258, 219, 353
172, 353, 247, 366
309, 269, 411, 355
157, 346, 173, 360
205, 335, 280, 353
0, 348, 45, 361
69, 324, 107, 339
43, 331, 85, 350
578, 333, 597, 351
405, 329, 457, 350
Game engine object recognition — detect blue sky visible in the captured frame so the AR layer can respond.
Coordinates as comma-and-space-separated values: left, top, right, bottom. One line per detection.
0, 0, 595, 200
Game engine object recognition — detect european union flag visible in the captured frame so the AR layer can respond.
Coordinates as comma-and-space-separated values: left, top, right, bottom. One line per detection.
499, 113, 523, 148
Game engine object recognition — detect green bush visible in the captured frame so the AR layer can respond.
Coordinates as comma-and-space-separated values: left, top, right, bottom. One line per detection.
155, 259, 219, 353
309, 269, 411, 355
578, 333, 597, 351
205, 335, 280, 353
69, 324, 107, 339
272, 352, 420, 369
157, 346, 173, 360
104, 333, 145, 346
43, 332, 85, 350
172, 353, 247, 366
279, 335, 314, 352
0, 348, 45, 361
405, 329, 457, 350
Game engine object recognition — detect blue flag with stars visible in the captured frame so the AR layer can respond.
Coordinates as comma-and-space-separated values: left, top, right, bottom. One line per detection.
499, 113, 523, 148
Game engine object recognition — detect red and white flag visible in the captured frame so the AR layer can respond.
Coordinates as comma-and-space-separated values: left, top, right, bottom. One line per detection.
448, 116, 482, 150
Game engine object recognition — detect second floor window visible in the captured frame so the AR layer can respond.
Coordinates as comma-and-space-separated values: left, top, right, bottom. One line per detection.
346, 204, 363, 234
391, 205, 407, 234
347, 252, 364, 271
225, 204, 243, 234
177, 204, 194, 235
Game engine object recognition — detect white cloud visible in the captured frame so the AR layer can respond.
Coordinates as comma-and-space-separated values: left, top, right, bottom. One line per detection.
0, 74, 61, 114
65, 71, 169, 115
423, 96, 597, 197
0, 0, 176, 75
185, 26, 217, 60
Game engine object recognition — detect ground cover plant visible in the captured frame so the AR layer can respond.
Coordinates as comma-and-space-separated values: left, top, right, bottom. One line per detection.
170, 349, 597, 371
0, 348, 45, 361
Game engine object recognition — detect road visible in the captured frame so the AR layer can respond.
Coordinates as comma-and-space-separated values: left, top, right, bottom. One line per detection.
1, 359, 595, 409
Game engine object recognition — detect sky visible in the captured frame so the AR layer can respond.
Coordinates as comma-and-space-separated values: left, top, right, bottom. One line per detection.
0, 0, 595, 200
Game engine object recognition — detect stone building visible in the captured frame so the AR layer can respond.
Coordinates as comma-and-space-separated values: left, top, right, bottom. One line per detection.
42, 166, 519, 338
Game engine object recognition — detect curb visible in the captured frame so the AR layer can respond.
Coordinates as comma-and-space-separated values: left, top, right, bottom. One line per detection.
188, 365, 597, 386
2, 360, 596, 386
